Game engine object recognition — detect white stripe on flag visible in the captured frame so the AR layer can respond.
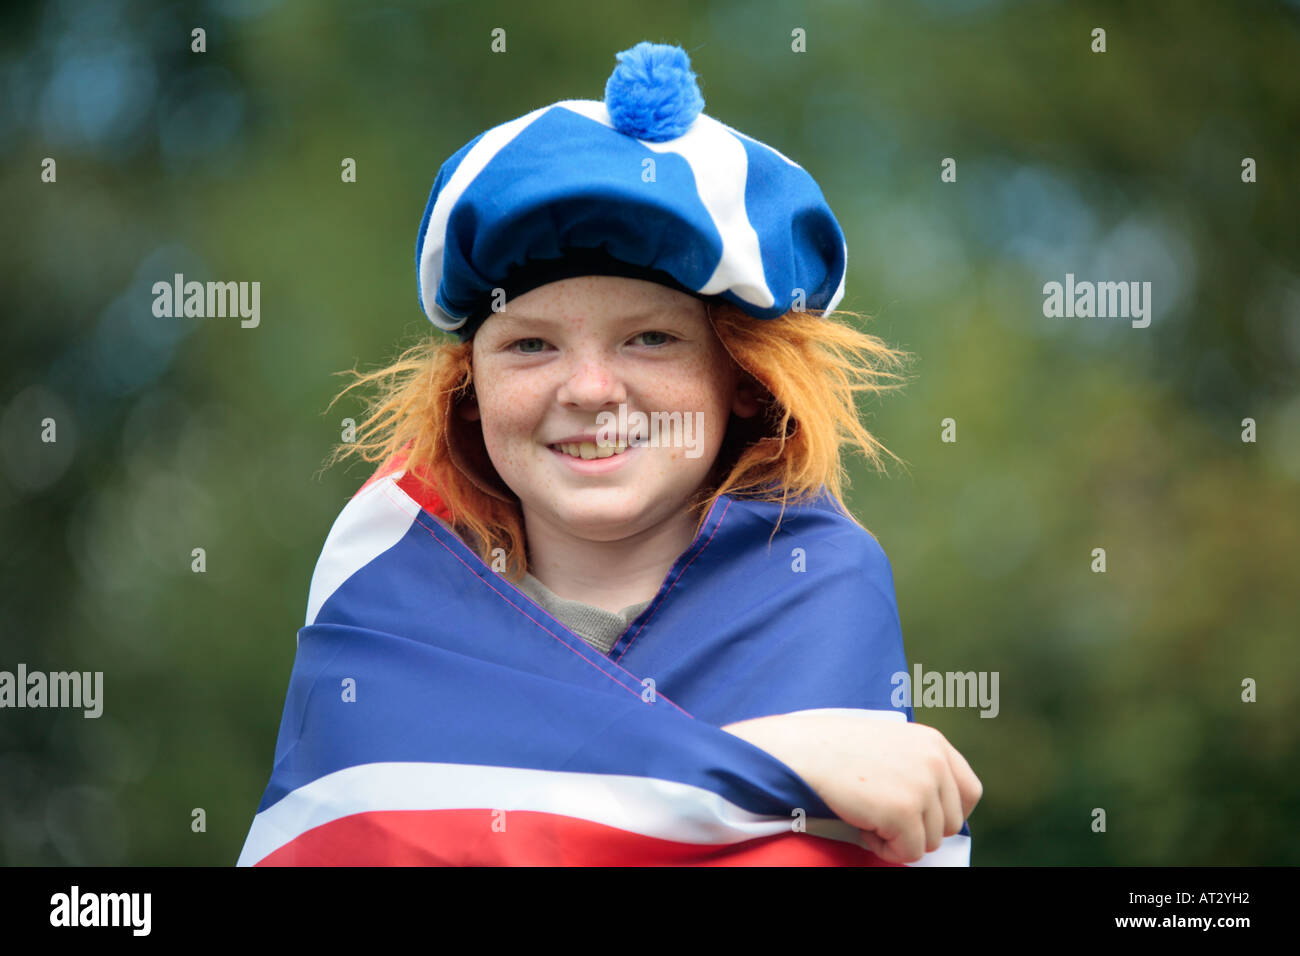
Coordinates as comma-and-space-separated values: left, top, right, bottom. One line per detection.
303, 472, 420, 627
780, 707, 908, 723
236, 760, 970, 866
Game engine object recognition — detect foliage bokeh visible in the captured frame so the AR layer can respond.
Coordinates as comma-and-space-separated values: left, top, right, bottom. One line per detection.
1, 0, 1297, 865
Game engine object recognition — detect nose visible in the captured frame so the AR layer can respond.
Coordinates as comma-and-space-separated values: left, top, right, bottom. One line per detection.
555, 353, 628, 409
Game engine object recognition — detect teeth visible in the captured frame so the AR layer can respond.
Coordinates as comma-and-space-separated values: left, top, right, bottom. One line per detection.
552, 441, 628, 460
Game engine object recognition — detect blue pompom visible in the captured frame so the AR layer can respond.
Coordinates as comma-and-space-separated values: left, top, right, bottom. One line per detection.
604, 42, 704, 142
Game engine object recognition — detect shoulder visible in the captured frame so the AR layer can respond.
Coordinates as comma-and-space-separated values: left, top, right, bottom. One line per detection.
720, 490, 896, 588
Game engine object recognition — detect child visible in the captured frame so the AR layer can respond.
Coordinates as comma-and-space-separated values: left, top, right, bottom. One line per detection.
238, 42, 980, 866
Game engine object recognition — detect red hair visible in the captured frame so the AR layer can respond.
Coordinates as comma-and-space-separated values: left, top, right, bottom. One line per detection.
325, 301, 912, 582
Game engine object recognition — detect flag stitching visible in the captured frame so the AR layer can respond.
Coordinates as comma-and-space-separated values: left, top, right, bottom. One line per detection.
614, 496, 734, 664
374, 478, 694, 715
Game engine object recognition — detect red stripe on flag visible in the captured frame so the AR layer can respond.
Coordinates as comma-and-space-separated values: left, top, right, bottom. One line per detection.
352, 447, 453, 524
255, 809, 900, 867
395, 470, 453, 523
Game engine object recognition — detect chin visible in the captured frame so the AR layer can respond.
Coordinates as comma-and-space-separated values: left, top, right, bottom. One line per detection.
548, 497, 650, 536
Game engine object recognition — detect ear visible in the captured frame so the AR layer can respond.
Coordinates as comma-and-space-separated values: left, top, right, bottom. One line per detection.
731, 374, 763, 419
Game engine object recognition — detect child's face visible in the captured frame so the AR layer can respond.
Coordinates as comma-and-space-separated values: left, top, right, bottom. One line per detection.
462, 276, 760, 547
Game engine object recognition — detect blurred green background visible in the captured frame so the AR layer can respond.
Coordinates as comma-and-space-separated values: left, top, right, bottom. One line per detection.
2, 0, 1297, 865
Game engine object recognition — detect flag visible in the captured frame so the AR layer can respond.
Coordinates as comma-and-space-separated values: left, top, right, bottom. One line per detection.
238, 458, 972, 865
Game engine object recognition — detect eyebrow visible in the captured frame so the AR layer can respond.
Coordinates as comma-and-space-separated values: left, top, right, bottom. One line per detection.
490, 309, 674, 326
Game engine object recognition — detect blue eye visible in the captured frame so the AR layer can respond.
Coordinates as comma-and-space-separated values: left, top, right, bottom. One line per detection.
633, 331, 676, 347
510, 338, 548, 354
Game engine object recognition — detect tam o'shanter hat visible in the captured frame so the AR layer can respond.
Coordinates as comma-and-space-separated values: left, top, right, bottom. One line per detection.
416, 41, 848, 342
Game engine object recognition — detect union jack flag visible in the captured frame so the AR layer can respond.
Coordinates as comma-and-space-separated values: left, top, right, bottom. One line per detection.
238, 458, 972, 866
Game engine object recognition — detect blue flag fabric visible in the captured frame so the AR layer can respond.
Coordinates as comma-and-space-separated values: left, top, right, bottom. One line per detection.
237, 461, 972, 865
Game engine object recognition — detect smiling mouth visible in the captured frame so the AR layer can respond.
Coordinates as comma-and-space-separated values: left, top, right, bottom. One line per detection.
548, 440, 630, 460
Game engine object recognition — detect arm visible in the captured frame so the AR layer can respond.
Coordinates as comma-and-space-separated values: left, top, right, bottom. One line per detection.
721, 711, 982, 864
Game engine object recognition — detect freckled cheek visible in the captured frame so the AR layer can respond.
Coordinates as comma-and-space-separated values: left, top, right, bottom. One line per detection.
654, 386, 726, 464
478, 389, 542, 458
681, 379, 733, 447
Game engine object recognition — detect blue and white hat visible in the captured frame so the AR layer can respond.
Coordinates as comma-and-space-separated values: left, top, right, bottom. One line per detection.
416, 42, 848, 341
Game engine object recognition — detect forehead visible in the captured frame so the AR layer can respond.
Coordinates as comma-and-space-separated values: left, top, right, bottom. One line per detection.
482, 276, 707, 331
